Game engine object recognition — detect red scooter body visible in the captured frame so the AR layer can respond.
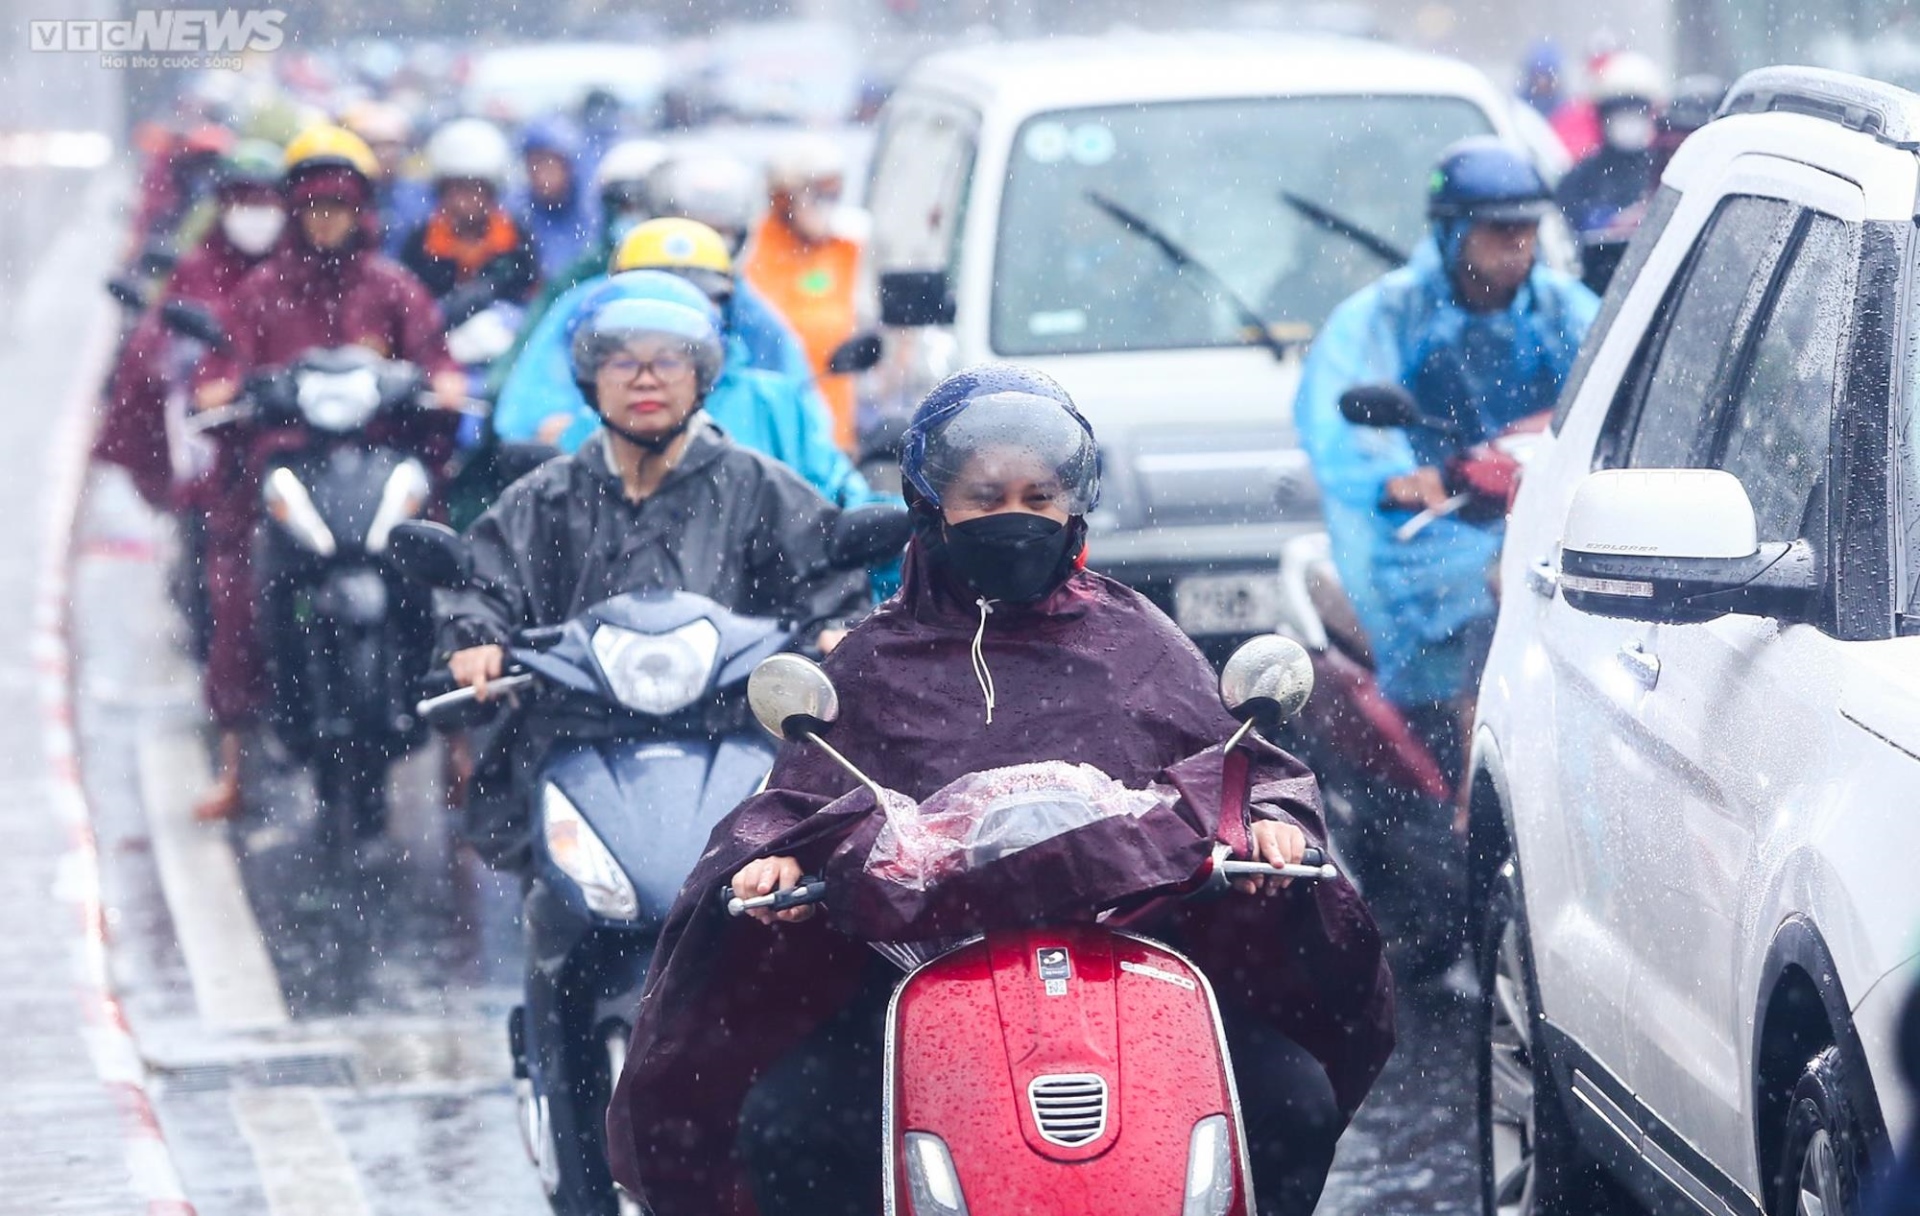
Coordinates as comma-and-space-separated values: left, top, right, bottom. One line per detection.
886, 922, 1251, 1216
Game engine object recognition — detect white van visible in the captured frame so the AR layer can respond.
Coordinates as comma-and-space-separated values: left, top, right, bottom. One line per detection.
863, 32, 1549, 642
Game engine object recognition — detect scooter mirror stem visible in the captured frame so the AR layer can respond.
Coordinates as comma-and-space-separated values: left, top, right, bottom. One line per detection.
797, 729, 889, 806
1226, 717, 1257, 752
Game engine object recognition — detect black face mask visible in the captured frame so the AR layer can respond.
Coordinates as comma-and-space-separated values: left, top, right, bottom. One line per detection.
938, 512, 1078, 605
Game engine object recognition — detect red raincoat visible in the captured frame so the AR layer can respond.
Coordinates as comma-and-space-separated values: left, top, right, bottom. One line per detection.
194, 239, 454, 726
605, 542, 1395, 1215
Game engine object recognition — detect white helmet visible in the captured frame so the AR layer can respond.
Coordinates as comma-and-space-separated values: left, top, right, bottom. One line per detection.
425, 118, 512, 189
1594, 51, 1667, 107
592, 138, 670, 196
765, 132, 845, 193
648, 152, 761, 246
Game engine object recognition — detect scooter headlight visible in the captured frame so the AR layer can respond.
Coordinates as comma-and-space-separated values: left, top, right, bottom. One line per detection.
262, 467, 337, 556
297, 365, 383, 432
903, 1132, 969, 1215
542, 784, 638, 920
1182, 1114, 1235, 1216
589, 620, 720, 716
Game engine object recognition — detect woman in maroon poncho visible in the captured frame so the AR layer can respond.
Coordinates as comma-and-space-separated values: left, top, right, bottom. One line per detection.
605, 367, 1395, 1216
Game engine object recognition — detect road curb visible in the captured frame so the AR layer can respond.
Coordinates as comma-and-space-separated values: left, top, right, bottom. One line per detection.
37, 206, 199, 1215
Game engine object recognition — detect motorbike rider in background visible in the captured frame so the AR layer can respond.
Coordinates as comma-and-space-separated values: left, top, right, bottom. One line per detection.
439, 292, 869, 859
742, 133, 866, 452
491, 221, 880, 508
648, 150, 817, 384
190, 124, 464, 822
340, 100, 434, 258
397, 117, 541, 306
606, 367, 1395, 1216
1555, 51, 1668, 290
96, 139, 287, 510
513, 118, 596, 282
1294, 139, 1597, 791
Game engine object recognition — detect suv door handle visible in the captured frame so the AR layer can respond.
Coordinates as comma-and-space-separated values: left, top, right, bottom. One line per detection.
1617, 642, 1660, 690
1526, 557, 1558, 599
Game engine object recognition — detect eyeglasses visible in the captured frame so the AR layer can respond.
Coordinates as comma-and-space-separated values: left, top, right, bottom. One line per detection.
602, 351, 696, 383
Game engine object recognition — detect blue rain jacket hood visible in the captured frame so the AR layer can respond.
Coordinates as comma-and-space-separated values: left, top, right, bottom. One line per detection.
1293, 238, 1598, 706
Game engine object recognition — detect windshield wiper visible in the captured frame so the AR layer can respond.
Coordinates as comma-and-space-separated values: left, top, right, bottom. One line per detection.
1083, 190, 1296, 360
1278, 191, 1408, 269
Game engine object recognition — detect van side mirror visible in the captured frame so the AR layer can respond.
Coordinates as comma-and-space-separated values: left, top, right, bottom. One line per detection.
1558, 469, 1820, 624
1219, 634, 1315, 727
385, 520, 475, 589
826, 331, 884, 374
879, 270, 956, 328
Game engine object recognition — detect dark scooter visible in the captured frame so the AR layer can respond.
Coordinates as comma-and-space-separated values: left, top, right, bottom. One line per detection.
389, 506, 911, 1216
191, 340, 462, 850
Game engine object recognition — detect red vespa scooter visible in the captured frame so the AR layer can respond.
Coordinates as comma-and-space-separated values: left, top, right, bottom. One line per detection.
728, 637, 1339, 1216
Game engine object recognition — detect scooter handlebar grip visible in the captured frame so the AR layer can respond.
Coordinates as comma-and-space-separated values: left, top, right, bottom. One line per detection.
1302, 846, 1327, 868
725, 878, 828, 917
415, 672, 534, 721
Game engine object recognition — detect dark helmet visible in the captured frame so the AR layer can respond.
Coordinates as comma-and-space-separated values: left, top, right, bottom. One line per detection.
1427, 137, 1552, 225
901, 366, 1100, 517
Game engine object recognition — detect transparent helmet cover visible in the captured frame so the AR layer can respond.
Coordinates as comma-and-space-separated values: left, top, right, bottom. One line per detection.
910, 392, 1100, 516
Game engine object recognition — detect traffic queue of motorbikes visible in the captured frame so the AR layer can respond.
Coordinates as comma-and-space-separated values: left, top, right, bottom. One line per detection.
99, 75, 1580, 1214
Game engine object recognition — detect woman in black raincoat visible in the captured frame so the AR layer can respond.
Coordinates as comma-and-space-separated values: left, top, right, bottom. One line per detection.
605, 366, 1395, 1216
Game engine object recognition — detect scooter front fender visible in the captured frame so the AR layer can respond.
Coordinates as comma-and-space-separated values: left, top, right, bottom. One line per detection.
885, 925, 1253, 1216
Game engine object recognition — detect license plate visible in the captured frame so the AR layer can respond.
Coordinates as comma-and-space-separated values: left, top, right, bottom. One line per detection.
1173, 573, 1282, 636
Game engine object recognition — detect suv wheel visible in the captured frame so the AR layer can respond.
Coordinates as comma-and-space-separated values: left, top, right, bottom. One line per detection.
1478, 857, 1634, 1216
1773, 1047, 1866, 1216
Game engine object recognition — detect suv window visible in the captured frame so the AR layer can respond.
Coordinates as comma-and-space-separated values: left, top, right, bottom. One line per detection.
1713, 214, 1854, 542
1612, 196, 1794, 469
1549, 186, 1680, 435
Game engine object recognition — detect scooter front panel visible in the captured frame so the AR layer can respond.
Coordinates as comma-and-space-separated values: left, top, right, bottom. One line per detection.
888, 924, 1247, 1215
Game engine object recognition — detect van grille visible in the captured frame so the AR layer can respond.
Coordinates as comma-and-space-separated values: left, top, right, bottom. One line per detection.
1027, 1073, 1108, 1147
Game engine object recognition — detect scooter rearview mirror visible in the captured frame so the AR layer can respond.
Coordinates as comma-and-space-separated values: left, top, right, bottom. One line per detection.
748, 653, 841, 741
384, 520, 474, 589
828, 504, 913, 570
1338, 384, 1458, 436
159, 299, 230, 351
1219, 634, 1315, 728
826, 331, 884, 375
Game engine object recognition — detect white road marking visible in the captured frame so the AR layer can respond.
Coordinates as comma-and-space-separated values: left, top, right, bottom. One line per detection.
231, 1089, 371, 1216
137, 731, 290, 1031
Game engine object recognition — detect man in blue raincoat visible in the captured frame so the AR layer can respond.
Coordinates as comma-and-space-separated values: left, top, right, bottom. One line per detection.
1294, 138, 1598, 733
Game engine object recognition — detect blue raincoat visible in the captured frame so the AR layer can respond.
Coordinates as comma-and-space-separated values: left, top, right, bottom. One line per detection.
1294, 239, 1598, 706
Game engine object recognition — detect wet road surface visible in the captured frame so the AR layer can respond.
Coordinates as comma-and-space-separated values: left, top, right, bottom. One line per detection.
74, 464, 1484, 1214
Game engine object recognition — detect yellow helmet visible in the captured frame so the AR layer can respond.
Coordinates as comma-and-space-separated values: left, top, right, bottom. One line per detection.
283, 123, 379, 181
612, 217, 735, 277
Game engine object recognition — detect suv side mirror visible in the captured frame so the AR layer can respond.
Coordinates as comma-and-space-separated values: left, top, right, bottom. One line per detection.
1559, 469, 1820, 624
879, 270, 956, 328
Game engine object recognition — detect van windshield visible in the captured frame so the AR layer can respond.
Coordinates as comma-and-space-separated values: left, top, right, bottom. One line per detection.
991, 95, 1492, 357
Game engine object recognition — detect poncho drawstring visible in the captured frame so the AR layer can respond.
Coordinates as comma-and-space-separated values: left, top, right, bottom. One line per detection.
970, 597, 997, 724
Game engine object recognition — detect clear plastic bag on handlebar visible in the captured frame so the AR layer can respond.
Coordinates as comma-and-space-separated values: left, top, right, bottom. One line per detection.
867, 762, 1170, 891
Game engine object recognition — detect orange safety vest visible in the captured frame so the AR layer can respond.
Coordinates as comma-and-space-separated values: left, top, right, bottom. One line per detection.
743, 214, 861, 453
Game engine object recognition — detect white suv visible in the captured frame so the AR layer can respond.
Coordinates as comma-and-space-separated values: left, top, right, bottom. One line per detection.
1470, 67, 1920, 1216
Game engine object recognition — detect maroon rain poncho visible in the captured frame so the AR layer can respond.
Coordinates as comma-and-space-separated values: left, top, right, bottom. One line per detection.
94, 226, 265, 508
605, 543, 1396, 1216
193, 228, 455, 727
